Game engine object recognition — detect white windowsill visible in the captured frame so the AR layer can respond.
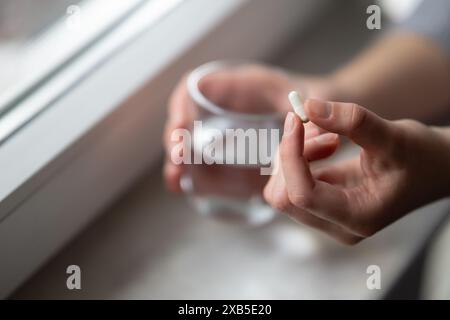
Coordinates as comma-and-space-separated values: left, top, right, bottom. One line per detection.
0, 0, 240, 222
0, 0, 145, 116
0, 0, 329, 297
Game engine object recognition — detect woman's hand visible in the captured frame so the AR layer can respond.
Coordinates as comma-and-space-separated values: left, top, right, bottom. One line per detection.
163, 64, 338, 192
264, 99, 450, 245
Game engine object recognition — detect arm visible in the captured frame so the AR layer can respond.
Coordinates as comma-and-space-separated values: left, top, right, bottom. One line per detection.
329, 33, 450, 121
302, 0, 450, 121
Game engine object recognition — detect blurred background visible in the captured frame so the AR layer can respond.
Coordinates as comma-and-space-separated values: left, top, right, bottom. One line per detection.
0, 0, 76, 109
0, 0, 449, 300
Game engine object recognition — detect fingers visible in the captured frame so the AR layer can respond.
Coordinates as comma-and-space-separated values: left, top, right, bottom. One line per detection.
163, 73, 193, 192
280, 112, 315, 193
313, 158, 362, 187
164, 73, 193, 149
163, 161, 183, 193
305, 99, 393, 153
162, 76, 337, 192
291, 120, 339, 161
198, 64, 293, 114
278, 112, 360, 234
263, 154, 363, 245
304, 121, 328, 139
291, 121, 340, 162
304, 132, 339, 162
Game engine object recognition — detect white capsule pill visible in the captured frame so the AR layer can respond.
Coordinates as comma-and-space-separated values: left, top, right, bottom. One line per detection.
288, 91, 309, 123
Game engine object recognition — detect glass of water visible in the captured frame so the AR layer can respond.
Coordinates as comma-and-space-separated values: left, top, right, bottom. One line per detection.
179, 61, 286, 226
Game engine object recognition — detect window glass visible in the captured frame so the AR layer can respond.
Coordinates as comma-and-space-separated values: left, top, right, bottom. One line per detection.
0, 0, 144, 115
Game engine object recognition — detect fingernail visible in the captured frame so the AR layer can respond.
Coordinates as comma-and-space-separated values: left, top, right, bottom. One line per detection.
314, 133, 337, 144
310, 99, 332, 119
284, 112, 296, 136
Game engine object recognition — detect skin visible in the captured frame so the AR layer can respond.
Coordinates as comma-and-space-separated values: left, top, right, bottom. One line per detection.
163, 32, 450, 244
163, 65, 340, 193
264, 101, 450, 244
329, 33, 450, 121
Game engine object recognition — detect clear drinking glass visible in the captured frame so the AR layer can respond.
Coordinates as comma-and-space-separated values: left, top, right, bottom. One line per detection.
179, 61, 285, 226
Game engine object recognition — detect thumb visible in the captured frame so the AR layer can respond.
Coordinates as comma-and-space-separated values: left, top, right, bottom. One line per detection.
305, 99, 392, 153
279, 112, 315, 200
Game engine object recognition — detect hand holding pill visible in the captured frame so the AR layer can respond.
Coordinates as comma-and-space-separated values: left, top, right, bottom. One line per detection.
264, 99, 450, 244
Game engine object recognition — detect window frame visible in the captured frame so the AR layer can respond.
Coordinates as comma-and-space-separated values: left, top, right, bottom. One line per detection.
0, 0, 331, 297
0, 0, 180, 142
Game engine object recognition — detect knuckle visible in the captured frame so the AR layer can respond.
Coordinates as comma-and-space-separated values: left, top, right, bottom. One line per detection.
269, 192, 291, 213
279, 141, 292, 160
389, 119, 426, 164
349, 103, 366, 135
390, 128, 409, 163
395, 118, 419, 127
263, 184, 272, 204
288, 192, 313, 209
394, 119, 427, 142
